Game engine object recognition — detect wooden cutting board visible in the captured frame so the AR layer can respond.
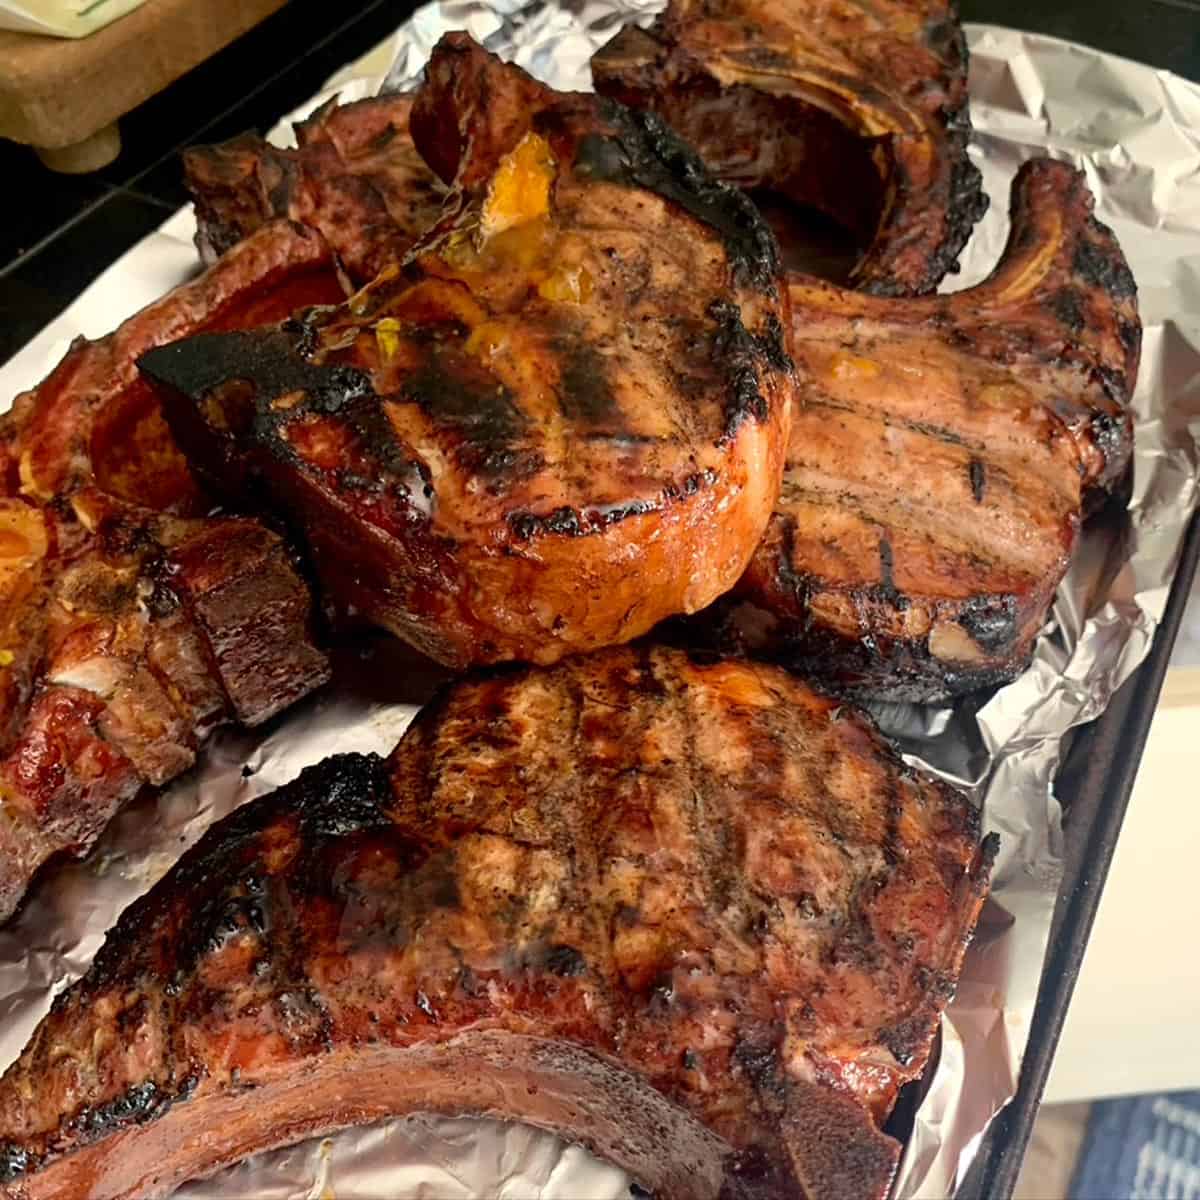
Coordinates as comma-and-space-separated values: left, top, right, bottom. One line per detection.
0, 0, 288, 172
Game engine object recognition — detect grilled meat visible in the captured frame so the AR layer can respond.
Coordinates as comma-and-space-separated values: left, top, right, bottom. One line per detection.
142, 35, 796, 671
720, 159, 1139, 701
0, 644, 994, 1200
0, 492, 328, 924
2, 221, 343, 510
0, 223, 337, 922
592, 0, 988, 296
185, 94, 445, 285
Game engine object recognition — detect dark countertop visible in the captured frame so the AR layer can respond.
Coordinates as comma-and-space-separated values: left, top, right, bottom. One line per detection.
0, 0, 1196, 370
0, 0, 414, 368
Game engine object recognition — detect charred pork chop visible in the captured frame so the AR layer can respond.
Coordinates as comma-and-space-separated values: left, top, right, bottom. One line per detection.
722, 159, 1139, 701
0, 224, 336, 922
141, 36, 795, 670
0, 645, 994, 1200
592, 0, 988, 296
184, 93, 445, 284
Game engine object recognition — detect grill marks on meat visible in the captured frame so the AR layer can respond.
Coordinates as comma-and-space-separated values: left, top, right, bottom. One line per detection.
723, 159, 1139, 701
0, 224, 337, 922
142, 36, 795, 670
592, 0, 988, 296
185, 94, 445, 285
0, 645, 994, 1200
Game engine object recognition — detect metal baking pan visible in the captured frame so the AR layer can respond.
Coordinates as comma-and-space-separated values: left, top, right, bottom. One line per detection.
958, 507, 1200, 1198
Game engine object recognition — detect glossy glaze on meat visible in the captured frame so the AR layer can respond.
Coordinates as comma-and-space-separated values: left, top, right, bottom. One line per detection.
142, 36, 796, 670
0, 645, 994, 1200
720, 159, 1139, 700
185, 94, 445, 285
592, 0, 988, 296
0, 223, 337, 922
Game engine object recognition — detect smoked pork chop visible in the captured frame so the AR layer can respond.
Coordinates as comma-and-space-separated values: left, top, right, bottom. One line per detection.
592, 0, 988, 296
185, 93, 445, 285
722, 159, 1139, 700
0, 645, 995, 1200
0, 223, 337, 922
141, 35, 796, 670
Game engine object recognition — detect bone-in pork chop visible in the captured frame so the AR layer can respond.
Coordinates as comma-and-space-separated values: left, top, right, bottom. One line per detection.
0, 644, 994, 1200
141, 35, 796, 670
0, 223, 337, 922
723, 159, 1139, 700
592, 0, 988, 296
184, 93, 445, 284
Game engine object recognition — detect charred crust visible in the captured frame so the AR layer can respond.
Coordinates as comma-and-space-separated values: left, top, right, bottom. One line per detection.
978, 832, 1001, 885
1117, 315, 1141, 360
876, 535, 901, 605
555, 341, 620, 424
1073, 227, 1137, 301
1091, 363, 1133, 408
65, 1081, 172, 1147
1085, 403, 1132, 479
141, 329, 442, 511
506, 471, 716, 542
90, 755, 394, 990
732, 1039, 787, 1102
923, 10, 968, 69
707, 299, 775, 441
0, 1144, 30, 1182
284, 753, 396, 839
958, 594, 1019, 655
1046, 288, 1086, 335
576, 103, 781, 293
758, 313, 793, 373
139, 329, 371, 418
968, 457, 986, 503
726, 600, 1028, 703
543, 944, 588, 977
401, 363, 536, 480
860, 129, 987, 297
188, 873, 270, 966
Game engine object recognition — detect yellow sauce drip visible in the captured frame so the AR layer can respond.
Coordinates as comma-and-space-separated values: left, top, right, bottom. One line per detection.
829, 351, 882, 381
481, 131, 556, 240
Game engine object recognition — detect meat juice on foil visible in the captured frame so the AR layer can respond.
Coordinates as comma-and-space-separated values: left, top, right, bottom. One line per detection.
1, 6, 1200, 1197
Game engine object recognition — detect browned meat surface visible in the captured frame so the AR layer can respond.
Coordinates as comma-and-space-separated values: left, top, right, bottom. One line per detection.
721, 159, 1139, 701
185, 93, 445, 285
2, 222, 343, 510
0, 645, 994, 1200
142, 36, 795, 670
0, 223, 338, 922
592, 0, 987, 296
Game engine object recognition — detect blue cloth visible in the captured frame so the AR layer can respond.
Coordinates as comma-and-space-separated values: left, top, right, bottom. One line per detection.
1072, 1092, 1200, 1199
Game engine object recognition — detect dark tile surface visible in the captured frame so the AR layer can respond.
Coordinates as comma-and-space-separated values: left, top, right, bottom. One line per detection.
0, 190, 173, 363
0, 139, 114, 265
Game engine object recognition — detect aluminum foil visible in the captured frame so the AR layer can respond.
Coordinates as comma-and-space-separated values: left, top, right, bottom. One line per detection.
2, 8, 1200, 1199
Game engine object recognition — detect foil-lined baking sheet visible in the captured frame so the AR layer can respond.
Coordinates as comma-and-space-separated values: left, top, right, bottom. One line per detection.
2, 8, 1200, 1198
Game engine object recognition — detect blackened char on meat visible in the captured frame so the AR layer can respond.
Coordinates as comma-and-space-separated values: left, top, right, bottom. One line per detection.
0, 645, 994, 1200
592, 0, 988, 296
141, 35, 796, 671
718, 159, 1139, 701
0, 223, 337, 923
